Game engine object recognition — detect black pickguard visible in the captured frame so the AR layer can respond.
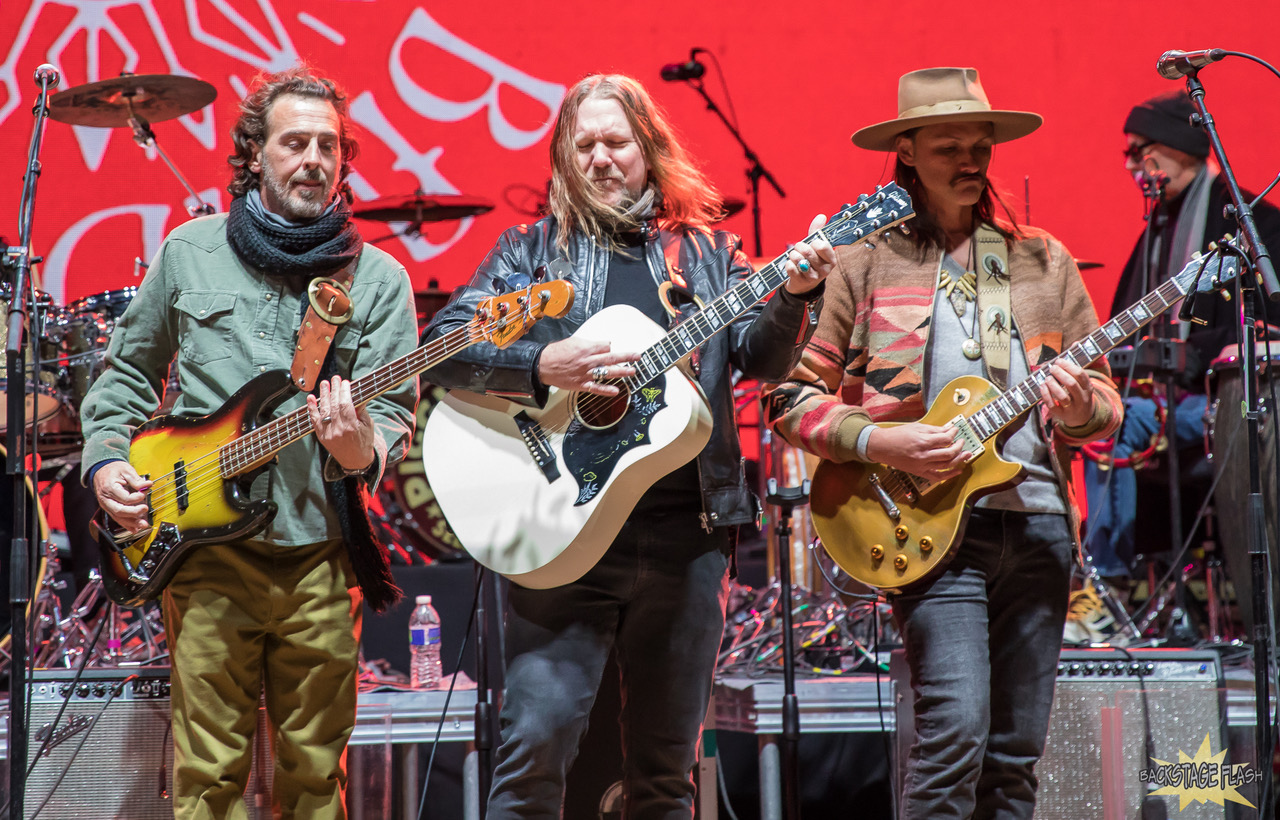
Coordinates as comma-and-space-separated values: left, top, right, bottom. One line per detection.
563, 382, 668, 505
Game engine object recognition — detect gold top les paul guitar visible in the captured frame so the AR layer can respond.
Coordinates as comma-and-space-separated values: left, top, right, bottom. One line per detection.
93, 281, 574, 607
810, 243, 1242, 592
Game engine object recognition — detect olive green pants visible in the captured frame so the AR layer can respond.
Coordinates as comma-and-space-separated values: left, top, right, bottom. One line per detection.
162, 538, 362, 820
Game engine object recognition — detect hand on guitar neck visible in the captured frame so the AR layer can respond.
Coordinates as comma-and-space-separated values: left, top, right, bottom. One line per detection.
306, 374, 376, 473
1036, 360, 1095, 429
864, 360, 1095, 483
93, 461, 153, 534
537, 337, 640, 397
781, 214, 838, 296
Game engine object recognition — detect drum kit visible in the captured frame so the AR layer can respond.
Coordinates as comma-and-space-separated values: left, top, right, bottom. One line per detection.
1, 72, 490, 673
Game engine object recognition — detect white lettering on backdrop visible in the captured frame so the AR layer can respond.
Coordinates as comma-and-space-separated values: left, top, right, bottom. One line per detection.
3, 1, 565, 295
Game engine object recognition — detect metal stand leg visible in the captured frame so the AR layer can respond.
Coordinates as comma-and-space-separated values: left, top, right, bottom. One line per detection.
463, 742, 481, 820
398, 744, 419, 820
757, 734, 782, 820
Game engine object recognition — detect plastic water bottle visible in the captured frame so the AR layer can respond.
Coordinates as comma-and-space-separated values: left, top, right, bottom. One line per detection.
409, 594, 442, 689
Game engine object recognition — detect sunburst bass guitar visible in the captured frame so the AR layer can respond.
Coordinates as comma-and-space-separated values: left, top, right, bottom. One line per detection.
92, 281, 574, 606
422, 185, 915, 589
810, 242, 1242, 592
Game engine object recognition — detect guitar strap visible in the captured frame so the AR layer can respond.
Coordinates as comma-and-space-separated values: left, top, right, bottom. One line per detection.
657, 228, 704, 376
291, 256, 360, 391
975, 224, 1013, 391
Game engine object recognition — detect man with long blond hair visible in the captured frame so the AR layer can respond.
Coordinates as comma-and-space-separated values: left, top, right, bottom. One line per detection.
423, 73, 835, 816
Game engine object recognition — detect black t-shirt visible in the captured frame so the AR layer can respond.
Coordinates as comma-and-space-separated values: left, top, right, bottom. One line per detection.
602, 232, 702, 516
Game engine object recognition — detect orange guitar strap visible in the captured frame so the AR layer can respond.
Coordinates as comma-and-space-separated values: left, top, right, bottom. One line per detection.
291, 256, 359, 391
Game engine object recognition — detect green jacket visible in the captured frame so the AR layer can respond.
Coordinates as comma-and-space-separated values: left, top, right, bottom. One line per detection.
80, 213, 419, 546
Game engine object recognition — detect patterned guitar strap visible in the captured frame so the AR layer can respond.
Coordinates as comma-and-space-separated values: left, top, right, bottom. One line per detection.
975, 223, 1012, 391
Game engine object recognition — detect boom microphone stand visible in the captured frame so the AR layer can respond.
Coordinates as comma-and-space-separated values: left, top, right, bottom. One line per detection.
6, 62, 60, 820
1183, 66, 1280, 820
670, 50, 786, 256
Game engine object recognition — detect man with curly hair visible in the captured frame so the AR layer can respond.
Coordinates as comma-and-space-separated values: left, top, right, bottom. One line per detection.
80, 66, 418, 819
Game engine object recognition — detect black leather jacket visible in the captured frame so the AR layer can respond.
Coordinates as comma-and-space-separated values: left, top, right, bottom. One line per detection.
421, 215, 823, 529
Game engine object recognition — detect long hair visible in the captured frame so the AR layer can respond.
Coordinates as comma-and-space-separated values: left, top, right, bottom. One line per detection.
226, 65, 359, 202
892, 131, 1023, 258
548, 74, 723, 253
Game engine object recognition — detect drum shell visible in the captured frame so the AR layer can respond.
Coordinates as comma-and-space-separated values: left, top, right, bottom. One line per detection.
1209, 353, 1280, 636
58, 310, 113, 410
0, 287, 66, 433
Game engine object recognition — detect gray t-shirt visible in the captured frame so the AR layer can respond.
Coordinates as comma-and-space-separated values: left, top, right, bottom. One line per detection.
923, 253, 1065, 513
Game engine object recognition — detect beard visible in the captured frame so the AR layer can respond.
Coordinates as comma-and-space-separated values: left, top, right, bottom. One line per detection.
261, 164, 335, 221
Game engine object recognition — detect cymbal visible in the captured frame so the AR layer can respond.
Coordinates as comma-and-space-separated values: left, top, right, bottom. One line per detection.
48, 73, 217, 127
1075, 259, 1104, 270
353, 193, 495, 223
720, 198, 747, 219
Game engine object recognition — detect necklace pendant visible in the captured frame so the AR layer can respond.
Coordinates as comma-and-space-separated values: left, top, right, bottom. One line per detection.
962, 338, 983, 360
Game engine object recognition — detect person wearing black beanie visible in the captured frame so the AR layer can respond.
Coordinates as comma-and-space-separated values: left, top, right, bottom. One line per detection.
1071, 88, 1280, 645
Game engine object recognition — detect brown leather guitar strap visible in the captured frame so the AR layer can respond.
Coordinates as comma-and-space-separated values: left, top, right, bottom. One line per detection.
291, 256, 359, 391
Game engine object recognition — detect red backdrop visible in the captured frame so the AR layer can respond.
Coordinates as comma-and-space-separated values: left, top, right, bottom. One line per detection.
4, 0, 1280, 311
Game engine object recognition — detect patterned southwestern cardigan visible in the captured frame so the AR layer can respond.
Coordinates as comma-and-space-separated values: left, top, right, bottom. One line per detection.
762, 224, 1124, 547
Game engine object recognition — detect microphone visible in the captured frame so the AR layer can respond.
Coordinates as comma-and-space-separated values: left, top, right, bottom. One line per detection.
34, 63, 60, 89
1156, 48, 1227, 80
660, 51, 706, 82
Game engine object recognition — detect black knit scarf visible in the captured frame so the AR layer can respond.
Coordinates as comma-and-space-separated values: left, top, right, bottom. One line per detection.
317, 345, 403, 613
226, 193, 363, 276
226, 193, 401, 611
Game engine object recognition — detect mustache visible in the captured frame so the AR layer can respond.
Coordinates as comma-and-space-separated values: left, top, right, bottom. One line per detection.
951, 172, 987, 186
291, 168, 326, 185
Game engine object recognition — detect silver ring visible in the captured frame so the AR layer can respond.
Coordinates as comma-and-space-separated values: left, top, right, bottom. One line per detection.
797, 259, 811, 273
322, 415, 332, 422
590, 366, 608, 381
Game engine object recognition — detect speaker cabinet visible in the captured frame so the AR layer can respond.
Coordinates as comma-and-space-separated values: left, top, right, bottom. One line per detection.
893, 649, 1234, 820
22, 667, 173, 820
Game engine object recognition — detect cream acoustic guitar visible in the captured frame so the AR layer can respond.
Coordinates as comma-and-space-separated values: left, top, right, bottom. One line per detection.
92, 281, 574, 606
422, 186, 916, 589
810, 242, 1242, 592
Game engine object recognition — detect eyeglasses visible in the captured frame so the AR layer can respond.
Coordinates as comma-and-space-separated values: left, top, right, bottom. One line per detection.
1122, 140, 1156, 163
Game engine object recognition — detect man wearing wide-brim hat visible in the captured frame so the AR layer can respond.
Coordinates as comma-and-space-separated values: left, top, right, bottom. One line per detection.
764, 67, 1123, 819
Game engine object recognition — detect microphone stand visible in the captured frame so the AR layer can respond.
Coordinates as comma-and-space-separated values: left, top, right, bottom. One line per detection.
1138, 172, 1196, 645
473, 562, 494, 818
765, 477, 808, 820
1184, 69, 1279, 820
6, 64, 59, 820
675, 68, 786, 256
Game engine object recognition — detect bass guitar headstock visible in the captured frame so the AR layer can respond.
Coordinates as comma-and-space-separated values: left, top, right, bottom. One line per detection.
474, 279, 576, 348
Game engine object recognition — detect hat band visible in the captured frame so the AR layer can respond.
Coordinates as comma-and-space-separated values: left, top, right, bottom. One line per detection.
897, 99, 993, 120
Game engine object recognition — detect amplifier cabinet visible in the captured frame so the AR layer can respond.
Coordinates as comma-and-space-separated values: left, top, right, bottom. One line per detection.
21, 667, 173, 820
894, 649, 1240, 820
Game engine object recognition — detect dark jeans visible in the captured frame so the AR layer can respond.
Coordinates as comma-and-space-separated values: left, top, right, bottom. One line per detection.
892, 509, 1073, 820
487, 514, 731, 820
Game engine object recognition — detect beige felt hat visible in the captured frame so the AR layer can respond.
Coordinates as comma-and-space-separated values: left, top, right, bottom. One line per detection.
851, 67, 1043, 151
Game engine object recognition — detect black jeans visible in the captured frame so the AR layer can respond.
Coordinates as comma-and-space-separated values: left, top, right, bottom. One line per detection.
487, 513, 730, 819
892, 509, 1073, 820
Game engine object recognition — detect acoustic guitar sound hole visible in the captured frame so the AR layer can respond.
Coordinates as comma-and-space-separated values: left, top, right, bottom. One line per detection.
573, 386, 631, 431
